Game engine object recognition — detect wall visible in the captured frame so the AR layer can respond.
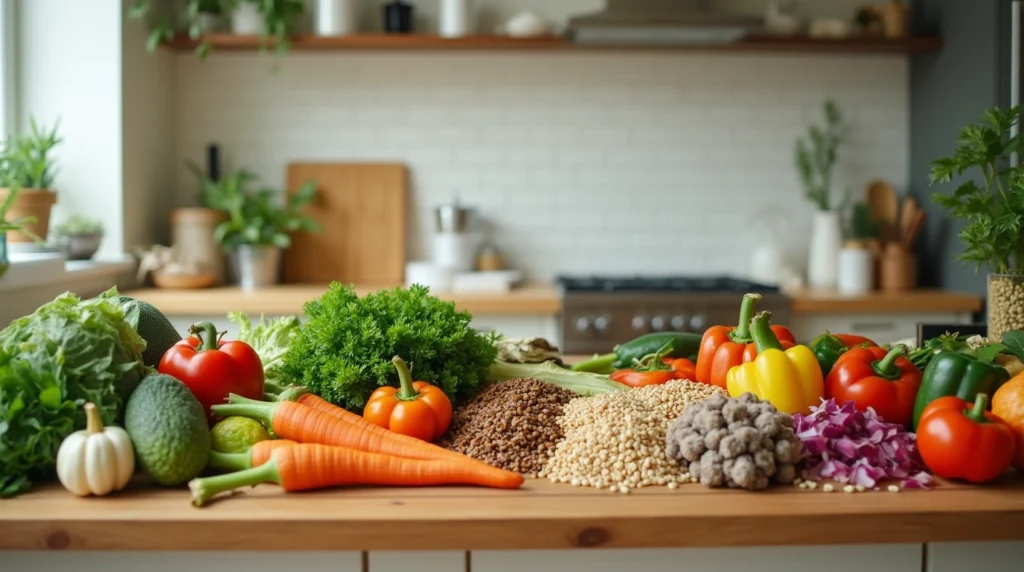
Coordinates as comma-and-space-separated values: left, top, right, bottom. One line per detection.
175, 50, 908, 282
910, 0, 1007, 295
16, 0, 125, 258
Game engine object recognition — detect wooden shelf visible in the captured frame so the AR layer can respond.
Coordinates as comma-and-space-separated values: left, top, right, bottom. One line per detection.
164, 33, 943, 55
2, 477, 1023, 551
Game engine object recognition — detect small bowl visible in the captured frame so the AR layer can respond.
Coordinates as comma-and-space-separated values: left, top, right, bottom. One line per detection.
57, 233, 103, 261
152, 270, 215, 290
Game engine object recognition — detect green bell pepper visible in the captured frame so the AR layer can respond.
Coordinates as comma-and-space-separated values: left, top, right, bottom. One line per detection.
809, 332, 849, 377
911, 351, 1011, 430
571, 332, 702, 374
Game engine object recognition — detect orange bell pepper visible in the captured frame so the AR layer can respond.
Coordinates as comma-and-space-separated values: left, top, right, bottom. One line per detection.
917, 394, 1017, 484
613, 342, 689, 388
992, 374, 1024, 470
363, 356, 453, 442
695, 293, 796, 389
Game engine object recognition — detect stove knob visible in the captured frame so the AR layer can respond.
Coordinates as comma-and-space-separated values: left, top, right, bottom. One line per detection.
594, 315, 611, 333
689, 314, 707, 332
670, 315, 689, 331
576, 317, 592, 333
651, 315, 668, 332
631, 315, 648, 332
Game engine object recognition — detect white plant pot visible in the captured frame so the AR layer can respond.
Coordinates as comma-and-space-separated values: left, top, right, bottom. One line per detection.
440, 0, 474, 38
231, 3, 264, 35
316, 0, 359, 36
196, 12, 226, 34
807, 210, 842, 290
233, 245, 281, 291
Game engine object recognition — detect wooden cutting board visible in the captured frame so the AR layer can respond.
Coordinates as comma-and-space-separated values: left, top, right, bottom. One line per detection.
283, 162, 407, 284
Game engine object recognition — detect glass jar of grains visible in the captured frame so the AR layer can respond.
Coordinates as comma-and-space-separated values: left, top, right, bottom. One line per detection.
987, 273, 1024, 342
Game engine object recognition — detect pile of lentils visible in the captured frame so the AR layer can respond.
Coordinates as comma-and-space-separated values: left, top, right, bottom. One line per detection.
440, 378, 576, 477
542, 380, 724, 493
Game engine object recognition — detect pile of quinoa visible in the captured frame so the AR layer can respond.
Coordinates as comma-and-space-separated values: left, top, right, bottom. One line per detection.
440, 378, 576, 477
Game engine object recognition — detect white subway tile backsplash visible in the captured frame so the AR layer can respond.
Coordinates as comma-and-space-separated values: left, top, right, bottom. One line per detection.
175, 52, 909, 282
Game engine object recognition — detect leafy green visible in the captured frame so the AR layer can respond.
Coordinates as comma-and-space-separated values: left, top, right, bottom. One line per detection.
999, 330, 1024, 360
228, 311, 301, 385
930, 105, 1024, 274
279, 284, 499, 412
487, 361, 627, 396
0, 117, 62, 190
796, 100, 850, 212
0, 288, 148, 497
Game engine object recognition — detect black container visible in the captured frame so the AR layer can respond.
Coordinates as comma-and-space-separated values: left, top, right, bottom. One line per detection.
383, 0, 413, 33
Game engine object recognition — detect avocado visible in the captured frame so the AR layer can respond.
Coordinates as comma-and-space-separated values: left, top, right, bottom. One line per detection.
118, 295, 182, 367
125, 373, 211, 486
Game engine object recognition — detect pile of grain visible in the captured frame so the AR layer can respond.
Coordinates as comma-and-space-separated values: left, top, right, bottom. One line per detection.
440, 378, 576, 477
542, 380, 724, 493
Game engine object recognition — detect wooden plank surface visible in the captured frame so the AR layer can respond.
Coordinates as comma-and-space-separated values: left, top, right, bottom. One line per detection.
121, 284, 562, 317
785, 288, 983, 314
282, 163, 407, 284
163, 33, 943, 55
2, 477, 1023, 551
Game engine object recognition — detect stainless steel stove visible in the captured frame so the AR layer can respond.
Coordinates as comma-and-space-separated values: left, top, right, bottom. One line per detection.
557, 275, 791, 355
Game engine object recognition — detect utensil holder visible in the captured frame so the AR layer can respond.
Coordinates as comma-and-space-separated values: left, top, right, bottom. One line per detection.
879, 243, 916, 291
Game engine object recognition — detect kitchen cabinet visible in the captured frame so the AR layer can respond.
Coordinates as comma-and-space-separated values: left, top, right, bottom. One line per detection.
926, 542, 1024, 572
790, 310, 975, 344
369, 551, 466, 572
3, 551, 362, 572
472, 545, 923, 572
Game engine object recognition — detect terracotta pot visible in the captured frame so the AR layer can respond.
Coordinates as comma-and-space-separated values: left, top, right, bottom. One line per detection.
0, 188, 57, 243
171, 207, 229, 285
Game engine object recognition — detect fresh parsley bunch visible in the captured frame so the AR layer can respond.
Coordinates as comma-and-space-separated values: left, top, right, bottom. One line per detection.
280, 284, 499, 412
930, 106, 1024, 274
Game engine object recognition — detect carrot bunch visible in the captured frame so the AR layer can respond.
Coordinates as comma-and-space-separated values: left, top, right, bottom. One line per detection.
188, 392, 524, 507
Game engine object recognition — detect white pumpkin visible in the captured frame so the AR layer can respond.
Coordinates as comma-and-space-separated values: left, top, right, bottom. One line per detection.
56, 402, 135, 496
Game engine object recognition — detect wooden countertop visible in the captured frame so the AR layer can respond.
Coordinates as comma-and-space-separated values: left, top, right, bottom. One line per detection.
784, 288, 984, 314
2, 477, 1023, 551
121, 284, 983, 318
122, 284, 562, 317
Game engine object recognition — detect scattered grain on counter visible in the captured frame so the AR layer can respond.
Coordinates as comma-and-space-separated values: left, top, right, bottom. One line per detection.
440, 378, 576, 477
543, 380, 724, 492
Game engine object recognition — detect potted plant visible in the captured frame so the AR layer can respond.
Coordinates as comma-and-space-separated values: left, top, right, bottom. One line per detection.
213, 172, 320, 291
224, 0, 306, 55
795, 99, 850, 290
0, 118, 62, 245
930, 105, 1024, 342
53, 215, 104, 261
0, 184, 41, 279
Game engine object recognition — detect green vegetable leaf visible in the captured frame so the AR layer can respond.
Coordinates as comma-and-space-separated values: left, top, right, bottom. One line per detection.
974, 343, 1008, 364
999, 330, 1024, 360
228, 311, 302, 385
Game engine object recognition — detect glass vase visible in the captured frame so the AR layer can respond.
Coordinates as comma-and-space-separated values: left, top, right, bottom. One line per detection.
987, 273, 1024, 342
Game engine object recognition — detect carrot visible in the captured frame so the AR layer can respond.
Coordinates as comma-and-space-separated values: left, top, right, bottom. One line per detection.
212, 396, 512, 472
207, 439, 297, 472
188, 442, 524, 506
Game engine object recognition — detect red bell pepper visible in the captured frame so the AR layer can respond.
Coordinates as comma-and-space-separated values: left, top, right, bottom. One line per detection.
158, 321, 265, 424
695, 293, 796, 389
917, 394, 1017, 484
831, 333, 877, 348
612, 342, 691, 388
825, 345, 922, 427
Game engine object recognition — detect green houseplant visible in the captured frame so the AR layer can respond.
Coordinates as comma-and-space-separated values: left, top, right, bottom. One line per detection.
0, 184, 42, 279
0, 118, 62, 244
211, 169, 320, 290
929, 105, 1024, 341
796, 99, 850, 290
129, 0, 306, 60
52, 215, 105, 261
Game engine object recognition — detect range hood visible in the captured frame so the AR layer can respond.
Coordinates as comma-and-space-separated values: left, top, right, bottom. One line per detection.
566, 0, 762, 45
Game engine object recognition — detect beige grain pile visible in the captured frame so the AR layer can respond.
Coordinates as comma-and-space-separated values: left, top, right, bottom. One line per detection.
542, 380, 724, 493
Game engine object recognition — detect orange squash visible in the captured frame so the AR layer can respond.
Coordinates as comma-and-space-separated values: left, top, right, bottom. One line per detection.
992, 373, 1024, 470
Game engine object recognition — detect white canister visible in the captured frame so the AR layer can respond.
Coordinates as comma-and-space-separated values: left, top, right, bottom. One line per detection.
405, 261, 454, 291
807, 210, 842, 290
316, 0, 359, 36
432, 233, 476, 272
231, 2, 264, 35
837, 245, 873, 295
440, 0, 474, 38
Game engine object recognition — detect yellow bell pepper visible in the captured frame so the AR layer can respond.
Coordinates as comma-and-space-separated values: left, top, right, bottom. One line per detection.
726, 311, 824, 415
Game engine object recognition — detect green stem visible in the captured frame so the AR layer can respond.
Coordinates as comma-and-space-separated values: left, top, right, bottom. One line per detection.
189, 458, 281, 507
964, 393, 991, 424
275, 385, 310, 403
570, 352, 618, 373
188, 321, 221, 351
749, 311, 784, 353
728, 293, 762, 343
872, 345, 906, 379
633, 341, 674, 372
391, 356, 420, 401
207, 450, 254, 472
227, 393, 268, 406
210, 400, 278, 427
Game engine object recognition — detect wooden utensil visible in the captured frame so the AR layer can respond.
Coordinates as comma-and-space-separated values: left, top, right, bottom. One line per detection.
866, 179, 899, 241
902, 209, 926, 248
282, 163, 408, 284
899, 196, 918, 239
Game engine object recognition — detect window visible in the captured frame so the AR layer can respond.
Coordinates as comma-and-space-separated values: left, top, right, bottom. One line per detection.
0, 0, 13, 138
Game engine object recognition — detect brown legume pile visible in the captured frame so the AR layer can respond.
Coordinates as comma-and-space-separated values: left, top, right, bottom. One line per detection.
440, 378, 576, 477
542, 380, 724, 493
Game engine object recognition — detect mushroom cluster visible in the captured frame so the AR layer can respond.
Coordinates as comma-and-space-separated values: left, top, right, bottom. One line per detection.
665, 392, 802, 490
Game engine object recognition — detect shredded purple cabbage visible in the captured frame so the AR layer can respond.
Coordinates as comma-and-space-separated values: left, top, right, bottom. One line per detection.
793, 399, 933, 489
